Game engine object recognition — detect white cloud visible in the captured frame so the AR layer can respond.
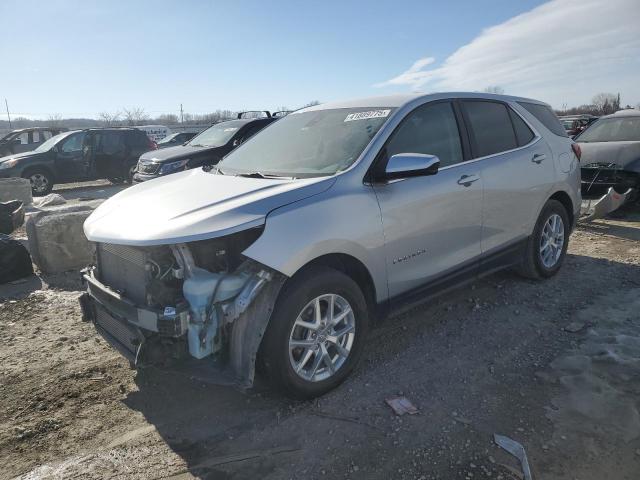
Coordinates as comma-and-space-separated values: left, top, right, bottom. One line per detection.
375, 0, 640, 107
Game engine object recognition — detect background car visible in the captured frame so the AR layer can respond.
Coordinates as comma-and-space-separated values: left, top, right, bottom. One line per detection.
0, 127, 67, 157
575, 109, 640, 195
559, 114, 598, 137
0, 127, 156, 195
133, 114, 277, 182
156, 132, 198, 149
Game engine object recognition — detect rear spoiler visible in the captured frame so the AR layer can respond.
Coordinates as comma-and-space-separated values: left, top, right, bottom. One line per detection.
237, 111, 271, 119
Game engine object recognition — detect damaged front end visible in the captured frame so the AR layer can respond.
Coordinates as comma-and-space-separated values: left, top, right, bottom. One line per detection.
79, 227, 286, 389
580, 163, 638, 221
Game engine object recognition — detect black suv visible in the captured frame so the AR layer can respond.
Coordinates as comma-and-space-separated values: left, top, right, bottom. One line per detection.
0, 127, 67, 157
133, 114, 277, 182
0, 128, 156, 195
156, 132, 198, 149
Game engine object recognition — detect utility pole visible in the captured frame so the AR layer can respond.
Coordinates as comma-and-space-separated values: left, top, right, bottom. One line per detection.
5, 99, 11, 129
180, 103, 184, 124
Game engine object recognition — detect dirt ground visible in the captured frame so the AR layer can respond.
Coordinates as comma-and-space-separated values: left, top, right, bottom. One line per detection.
1, 202, 640, 480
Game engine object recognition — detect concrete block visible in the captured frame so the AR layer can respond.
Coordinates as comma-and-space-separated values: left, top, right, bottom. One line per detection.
0, 178, 33, 205
26, 206, 95, 274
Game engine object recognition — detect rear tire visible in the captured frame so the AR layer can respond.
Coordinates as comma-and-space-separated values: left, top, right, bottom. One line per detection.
260, 266, 369, 399
22, 168, 54, 196
516, 199, 569, 279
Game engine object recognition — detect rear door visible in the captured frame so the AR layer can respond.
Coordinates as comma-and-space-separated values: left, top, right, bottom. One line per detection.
460, 100, 554, 256
93, 131, 128, 179
54, 131, 91, 181
373, 100, 483, 298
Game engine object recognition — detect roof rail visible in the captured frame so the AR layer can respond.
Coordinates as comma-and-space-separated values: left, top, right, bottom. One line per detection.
237, 111, 271, 119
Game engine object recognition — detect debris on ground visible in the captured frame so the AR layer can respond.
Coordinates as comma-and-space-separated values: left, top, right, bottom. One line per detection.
580, 187, 635, 222
494, 434, 533, 480
385, 396, 419, 416
0, 233, 33, 284
32, 193, 67, 208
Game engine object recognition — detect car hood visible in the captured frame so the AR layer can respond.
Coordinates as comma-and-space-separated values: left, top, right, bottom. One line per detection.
139, 144, 218, 163
84, 168, 336, 246
0, 150, 46, 163
578, 141, 640, 169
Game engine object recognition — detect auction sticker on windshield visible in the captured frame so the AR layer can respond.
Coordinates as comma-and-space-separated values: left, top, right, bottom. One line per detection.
344, 110, 391, 122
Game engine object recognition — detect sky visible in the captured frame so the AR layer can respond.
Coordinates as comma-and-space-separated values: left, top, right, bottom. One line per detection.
0, 0, 638, 120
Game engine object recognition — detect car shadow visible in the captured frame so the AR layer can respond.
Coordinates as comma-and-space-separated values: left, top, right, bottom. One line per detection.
124, 368, 292, 479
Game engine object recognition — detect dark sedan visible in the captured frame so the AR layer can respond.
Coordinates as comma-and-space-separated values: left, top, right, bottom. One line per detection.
576, 110, 640, 195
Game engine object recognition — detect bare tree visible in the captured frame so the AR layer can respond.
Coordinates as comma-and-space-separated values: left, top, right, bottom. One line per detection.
122, 107, 149, 126
98, 110, 121, 126
592, 93, 619, 115
157, 113, 179, 125
483, 86, 505, 95
46, 114, 63, 127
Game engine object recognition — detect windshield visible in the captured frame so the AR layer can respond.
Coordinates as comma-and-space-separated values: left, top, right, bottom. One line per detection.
218, 107, 395, 178
187, 120, 245, 147
562, 120, 575, 129
34, 131, 73, 152
577, 117, 640, 142
158, 133, 180, 144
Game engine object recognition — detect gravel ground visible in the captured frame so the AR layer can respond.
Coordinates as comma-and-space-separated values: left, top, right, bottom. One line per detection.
1, 204, 639, 480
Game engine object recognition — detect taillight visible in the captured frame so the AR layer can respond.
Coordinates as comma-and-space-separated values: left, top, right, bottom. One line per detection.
571, 143, 581, 160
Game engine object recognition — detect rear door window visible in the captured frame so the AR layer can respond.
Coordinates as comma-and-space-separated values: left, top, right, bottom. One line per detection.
518, 102, 568, 137
462, 101, 517, 158
96, 131, 126, 155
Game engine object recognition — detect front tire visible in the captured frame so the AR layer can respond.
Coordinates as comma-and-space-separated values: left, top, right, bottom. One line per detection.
23, 168, 54, 196
260, 266, 369, 399
517, 199, 570, 279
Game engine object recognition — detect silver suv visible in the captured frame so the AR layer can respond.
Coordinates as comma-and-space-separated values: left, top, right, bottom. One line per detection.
81, 93, 581, 398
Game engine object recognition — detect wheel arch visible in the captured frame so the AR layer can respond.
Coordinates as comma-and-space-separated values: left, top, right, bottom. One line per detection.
21, 163, 56, 183
548, 190, 575, 229
291, 253, 378, 320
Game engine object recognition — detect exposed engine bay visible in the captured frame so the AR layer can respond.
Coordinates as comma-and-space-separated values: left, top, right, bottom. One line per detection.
80, 227, 286, 388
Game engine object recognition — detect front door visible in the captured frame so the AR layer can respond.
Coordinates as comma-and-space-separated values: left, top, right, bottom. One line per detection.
372, 101, 483, 298
54, 131, 91, 181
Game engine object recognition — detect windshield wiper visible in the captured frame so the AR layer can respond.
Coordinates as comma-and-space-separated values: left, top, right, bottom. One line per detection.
236, 171, 295, 179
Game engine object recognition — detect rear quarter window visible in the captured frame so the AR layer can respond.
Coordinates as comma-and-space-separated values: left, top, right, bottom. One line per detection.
509, 109, 535, 146
518, 102, 568, 137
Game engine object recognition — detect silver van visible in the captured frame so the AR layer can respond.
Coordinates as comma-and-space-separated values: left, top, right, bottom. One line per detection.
81, 93, 581, 398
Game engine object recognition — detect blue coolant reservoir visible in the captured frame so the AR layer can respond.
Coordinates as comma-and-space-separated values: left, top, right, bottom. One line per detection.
183, 267, 220, 359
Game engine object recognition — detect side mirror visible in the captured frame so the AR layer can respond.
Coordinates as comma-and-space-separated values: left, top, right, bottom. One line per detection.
12, 138, 22, 145
384, 153, 440, 180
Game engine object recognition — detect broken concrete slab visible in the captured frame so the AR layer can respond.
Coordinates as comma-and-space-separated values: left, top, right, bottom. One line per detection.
26, 205, 96, 274
0, 178, 32, 206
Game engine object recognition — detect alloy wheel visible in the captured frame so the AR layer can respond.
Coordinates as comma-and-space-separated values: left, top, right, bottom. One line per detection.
288, 293, 356, 382
539, 213, 565, 268
29, 173, 49, 194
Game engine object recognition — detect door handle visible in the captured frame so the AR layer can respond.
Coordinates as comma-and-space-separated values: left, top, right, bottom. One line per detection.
457, 174, 480, 187
531, 153, 546, 164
